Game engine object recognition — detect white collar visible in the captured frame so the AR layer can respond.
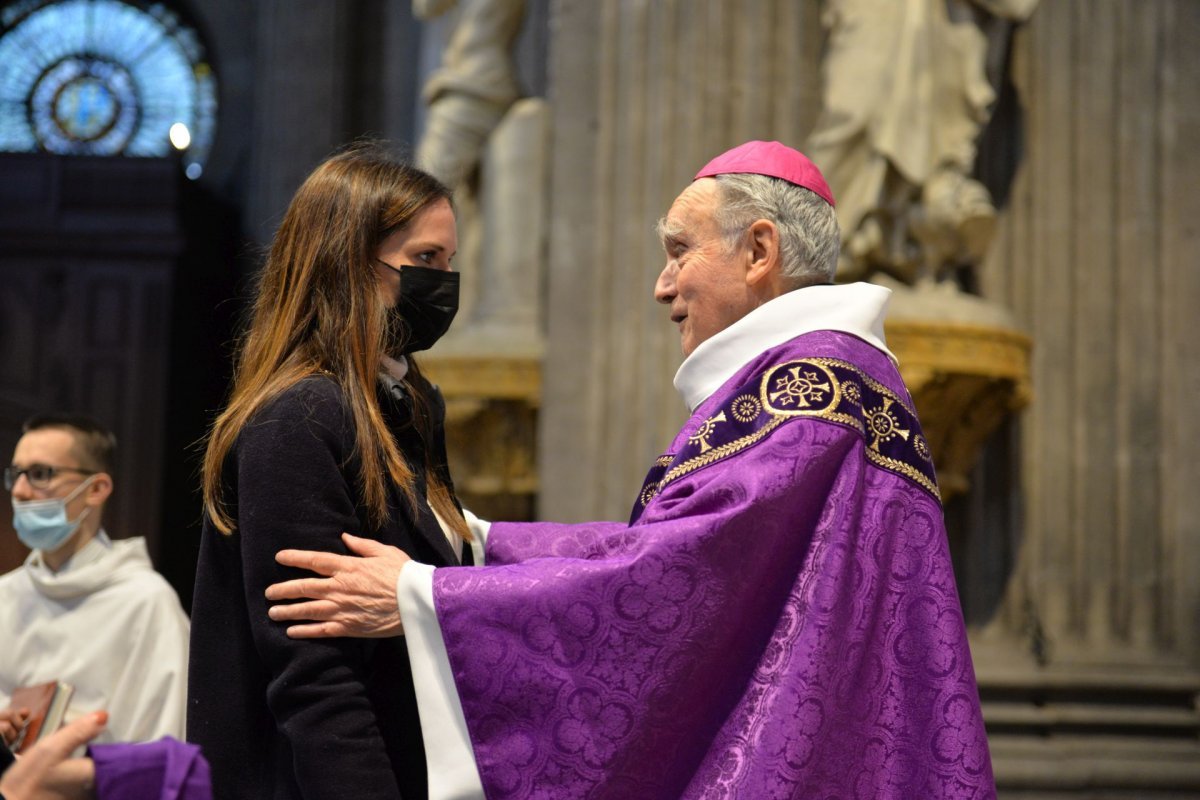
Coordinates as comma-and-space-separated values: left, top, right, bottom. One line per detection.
381, 355, 409, 381
29, 528, 111, 573
674, 282, 895, 411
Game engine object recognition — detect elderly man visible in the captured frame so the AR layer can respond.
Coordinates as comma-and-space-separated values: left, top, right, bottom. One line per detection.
0, 414, 189, 747
267, 141, 994, 799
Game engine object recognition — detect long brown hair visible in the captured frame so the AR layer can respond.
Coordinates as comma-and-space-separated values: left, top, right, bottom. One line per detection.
202, 142, 468, 541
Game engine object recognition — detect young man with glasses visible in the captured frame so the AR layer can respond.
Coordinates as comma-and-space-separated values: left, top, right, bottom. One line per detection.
0, 414, 189, 749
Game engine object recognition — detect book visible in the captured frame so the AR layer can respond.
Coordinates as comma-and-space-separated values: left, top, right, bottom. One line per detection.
7, 680, 74, 754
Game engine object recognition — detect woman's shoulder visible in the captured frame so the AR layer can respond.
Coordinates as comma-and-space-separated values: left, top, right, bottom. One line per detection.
259, 373, 343, 413
244, 374, 352, 441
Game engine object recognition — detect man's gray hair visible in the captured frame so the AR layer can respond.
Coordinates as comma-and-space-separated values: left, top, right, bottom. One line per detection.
712, 173, 840, 288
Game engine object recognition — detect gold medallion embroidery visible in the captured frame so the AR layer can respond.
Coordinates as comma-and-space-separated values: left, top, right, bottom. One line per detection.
843, 381, 862, 406
688, 411, 727, 454
639, 355, 940, 513
731, 394, 762, 423
865, 396, 910, 452
762, 361, 841, 416
913, 434, 931, 461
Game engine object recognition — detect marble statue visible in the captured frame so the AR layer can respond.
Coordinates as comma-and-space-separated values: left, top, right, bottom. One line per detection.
413, 0, 526, 190
411, 0, 546, 355
805, 0, 1040, 285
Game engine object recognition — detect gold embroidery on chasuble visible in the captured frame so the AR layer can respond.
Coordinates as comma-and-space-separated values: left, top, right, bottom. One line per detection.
687, 411, 728, 454
631, 356, 941, 523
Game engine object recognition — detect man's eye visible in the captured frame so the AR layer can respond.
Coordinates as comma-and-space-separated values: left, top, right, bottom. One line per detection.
28, 466, 54, 482
418, 252, 436, 264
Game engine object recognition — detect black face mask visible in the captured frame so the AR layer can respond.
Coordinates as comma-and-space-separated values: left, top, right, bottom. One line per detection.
384, 265, 460, 354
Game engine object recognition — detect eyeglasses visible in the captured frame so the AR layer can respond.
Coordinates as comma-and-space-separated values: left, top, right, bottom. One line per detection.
4, 464, 97, 491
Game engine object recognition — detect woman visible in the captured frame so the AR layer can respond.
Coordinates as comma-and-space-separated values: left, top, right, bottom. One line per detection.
187, 144, 470, 800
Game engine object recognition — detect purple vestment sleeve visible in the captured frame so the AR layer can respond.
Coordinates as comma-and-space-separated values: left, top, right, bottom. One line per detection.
434, 331, 994, 799
88, 737, 212, 800
485, 520, 629, 565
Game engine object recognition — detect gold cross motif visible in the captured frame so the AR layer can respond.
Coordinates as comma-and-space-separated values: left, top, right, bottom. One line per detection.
866, 396, 910, 452
688, 411, 727, 454
768, 366, 831, 409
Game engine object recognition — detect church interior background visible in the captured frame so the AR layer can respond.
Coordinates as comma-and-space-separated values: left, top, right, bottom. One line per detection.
0, 0, 1197, 796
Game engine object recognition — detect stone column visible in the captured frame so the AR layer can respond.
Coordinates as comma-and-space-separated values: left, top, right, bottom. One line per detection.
968, 1, 1200, 792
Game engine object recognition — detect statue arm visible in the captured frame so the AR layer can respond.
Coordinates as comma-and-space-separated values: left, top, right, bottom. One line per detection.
968, 0, 1039, 22
412, 0, 457, 21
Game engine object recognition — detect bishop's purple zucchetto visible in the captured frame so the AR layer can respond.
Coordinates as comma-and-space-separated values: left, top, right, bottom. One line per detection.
694, 140, 836, 207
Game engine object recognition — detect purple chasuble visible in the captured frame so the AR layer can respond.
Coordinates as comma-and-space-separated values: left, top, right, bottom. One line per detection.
88, 737, 213, 800
434, 331, 994, 799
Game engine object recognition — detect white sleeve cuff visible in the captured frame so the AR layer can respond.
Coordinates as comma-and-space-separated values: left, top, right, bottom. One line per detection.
395, 562, 485, 800
462, 508, 491, 565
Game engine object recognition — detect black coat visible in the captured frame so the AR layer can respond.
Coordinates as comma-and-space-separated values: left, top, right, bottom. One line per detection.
187, 374, 462, 800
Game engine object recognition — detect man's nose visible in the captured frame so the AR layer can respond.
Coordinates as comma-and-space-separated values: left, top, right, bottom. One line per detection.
10, 474, 33, 501
654, 262, 676, 305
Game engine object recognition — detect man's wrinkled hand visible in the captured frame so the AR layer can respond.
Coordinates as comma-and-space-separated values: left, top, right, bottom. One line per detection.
266, 533, 411, 639
0, 710, 105, 800
1, 707, 29, 747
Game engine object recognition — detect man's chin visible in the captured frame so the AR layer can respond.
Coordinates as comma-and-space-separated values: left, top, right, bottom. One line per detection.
676, 324, 693, 357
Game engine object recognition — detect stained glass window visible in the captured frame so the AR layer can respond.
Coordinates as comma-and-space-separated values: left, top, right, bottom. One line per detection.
0, 0, 216, 179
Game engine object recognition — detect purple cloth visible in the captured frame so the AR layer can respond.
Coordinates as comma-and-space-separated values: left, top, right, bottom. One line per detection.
435, 331, 994, 799
88, 737, 212, 800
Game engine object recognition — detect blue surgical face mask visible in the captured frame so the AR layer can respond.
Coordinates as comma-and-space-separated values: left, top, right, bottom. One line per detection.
12, 476, 94, 552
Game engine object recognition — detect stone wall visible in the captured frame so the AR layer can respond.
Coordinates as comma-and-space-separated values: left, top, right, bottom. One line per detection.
973, 2, 1200, 792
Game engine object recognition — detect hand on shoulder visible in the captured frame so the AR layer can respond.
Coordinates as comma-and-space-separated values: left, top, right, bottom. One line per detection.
265, 533, 412, 639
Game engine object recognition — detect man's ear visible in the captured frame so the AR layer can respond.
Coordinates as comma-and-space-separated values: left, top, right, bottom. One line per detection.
85, 473, 113, 507
744, 218, 781, 287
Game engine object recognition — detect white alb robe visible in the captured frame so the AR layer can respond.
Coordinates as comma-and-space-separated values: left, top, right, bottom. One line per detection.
0, 531, 190, 744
